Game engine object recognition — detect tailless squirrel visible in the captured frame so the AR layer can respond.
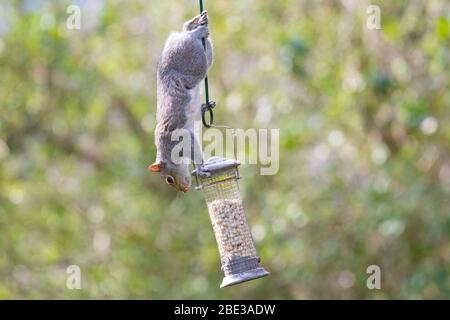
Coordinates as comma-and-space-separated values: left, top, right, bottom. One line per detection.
148, 11, 213, 192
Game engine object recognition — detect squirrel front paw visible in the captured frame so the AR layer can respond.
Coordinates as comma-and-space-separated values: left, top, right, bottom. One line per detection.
193, 164, 211, 178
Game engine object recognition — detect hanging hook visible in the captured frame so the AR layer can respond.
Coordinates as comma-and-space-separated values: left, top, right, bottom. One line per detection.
201, 100, 216, 128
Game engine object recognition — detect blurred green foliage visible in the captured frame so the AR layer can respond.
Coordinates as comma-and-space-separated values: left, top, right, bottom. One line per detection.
0, 0, 449, 299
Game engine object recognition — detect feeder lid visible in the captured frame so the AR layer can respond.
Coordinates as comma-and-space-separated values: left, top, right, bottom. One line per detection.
192, 156, 240, 178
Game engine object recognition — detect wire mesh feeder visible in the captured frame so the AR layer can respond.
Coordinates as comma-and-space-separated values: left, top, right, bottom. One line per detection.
193, 156, 269, 288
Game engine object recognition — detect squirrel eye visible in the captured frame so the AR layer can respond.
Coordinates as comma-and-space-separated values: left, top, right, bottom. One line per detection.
166, 176, 175, 185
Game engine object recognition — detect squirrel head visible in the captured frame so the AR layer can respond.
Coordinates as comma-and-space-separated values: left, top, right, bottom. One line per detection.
148, 160, 191, 193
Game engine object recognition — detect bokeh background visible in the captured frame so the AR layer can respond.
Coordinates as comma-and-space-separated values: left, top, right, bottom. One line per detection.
0, 0, 449, 299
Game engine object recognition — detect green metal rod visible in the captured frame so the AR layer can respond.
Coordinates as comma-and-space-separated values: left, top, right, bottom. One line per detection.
199, 0, 210, 111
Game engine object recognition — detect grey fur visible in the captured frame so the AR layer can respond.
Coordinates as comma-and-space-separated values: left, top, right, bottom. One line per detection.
152, 11, 213, 192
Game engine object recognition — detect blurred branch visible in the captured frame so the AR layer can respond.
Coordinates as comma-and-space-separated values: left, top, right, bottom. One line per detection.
43, 129, 106, 167
112, 97, 149, 148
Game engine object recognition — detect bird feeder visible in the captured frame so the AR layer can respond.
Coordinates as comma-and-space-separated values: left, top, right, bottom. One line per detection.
193, 156, 269, 288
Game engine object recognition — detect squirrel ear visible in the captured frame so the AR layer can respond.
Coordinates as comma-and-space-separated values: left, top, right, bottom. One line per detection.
148, 161, 165, 172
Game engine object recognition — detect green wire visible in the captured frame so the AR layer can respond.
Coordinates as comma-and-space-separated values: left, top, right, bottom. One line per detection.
199, 0, 211, 115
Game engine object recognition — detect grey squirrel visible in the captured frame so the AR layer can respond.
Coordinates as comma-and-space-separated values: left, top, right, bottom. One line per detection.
148, 11, 213, 192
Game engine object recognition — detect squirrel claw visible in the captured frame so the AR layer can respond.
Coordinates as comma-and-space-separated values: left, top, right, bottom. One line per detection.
198, 11, 208, 25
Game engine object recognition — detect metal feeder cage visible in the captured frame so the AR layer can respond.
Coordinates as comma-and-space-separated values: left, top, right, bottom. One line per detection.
193, 156, 269, 288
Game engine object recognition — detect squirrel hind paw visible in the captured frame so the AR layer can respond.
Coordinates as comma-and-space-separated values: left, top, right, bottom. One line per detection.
198, 12, 208, 25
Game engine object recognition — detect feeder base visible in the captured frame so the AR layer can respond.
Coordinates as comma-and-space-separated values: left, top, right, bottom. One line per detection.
220, 267, 270, 288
